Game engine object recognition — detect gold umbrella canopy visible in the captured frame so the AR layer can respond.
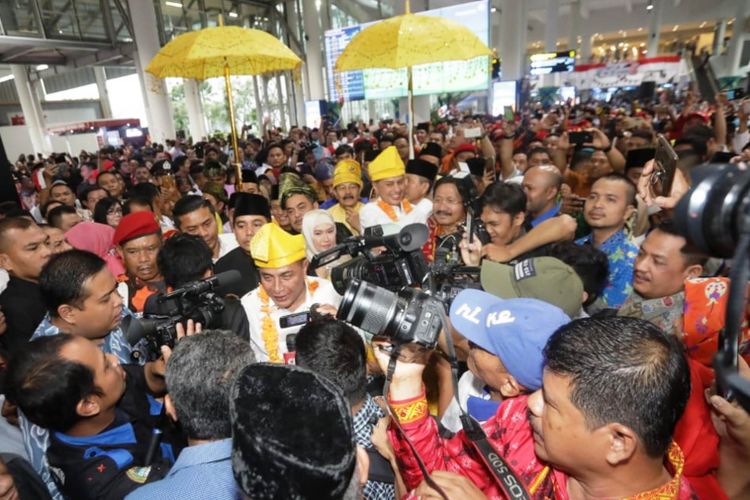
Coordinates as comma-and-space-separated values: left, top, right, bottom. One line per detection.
146, 25, 302, 79
334, 10, 491, 158
146, 24, 302, 189
334, 12, 492, 72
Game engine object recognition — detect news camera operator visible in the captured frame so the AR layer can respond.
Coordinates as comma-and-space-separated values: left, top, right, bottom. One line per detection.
143, 233, 250, 342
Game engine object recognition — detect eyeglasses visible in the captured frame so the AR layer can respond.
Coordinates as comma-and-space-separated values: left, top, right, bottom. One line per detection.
107, 207, 122, 215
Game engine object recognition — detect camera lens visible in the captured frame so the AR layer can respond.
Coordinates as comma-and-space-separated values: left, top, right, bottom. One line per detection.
337, 279, 398, 336
674, 164, 750, 258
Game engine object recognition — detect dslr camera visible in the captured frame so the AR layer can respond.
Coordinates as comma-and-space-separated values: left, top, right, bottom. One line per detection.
310, 223, 430, 295
337, 279, 443, 349
123, 271, 240, 360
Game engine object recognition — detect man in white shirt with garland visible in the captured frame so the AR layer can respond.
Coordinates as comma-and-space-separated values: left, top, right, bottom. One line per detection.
241, 222, 341, 362
360, 146, 430, 230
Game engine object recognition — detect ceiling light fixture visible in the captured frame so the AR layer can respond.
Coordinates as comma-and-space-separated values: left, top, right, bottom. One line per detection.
165, 1, 182, 8
646, 0, 653, 11
228, 11, 238, 18
36, 64, 48, 71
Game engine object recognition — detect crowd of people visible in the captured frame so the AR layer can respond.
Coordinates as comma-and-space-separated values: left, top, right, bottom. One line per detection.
0, 86, 749, 500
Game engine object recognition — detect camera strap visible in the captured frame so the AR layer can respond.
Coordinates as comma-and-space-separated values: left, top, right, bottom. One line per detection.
439, 308, 532, 500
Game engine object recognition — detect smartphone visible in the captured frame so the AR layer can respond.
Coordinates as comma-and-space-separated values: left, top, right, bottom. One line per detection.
279, 312, 310, 329
503, 106, 514, 121
652, 134, 679, 198
464, 127, 482, 139
569, 131, 593, 145
710, 151, 736, 164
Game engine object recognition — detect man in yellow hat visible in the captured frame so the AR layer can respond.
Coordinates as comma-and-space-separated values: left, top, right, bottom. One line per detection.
327, 159, 365, 235
240, 222, 341, 362
359, 146, 430, 229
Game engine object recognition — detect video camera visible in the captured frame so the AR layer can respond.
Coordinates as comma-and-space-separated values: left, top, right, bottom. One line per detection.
310, 223, 430, 295
674, 163, 750, 411
122, 270, 241, 361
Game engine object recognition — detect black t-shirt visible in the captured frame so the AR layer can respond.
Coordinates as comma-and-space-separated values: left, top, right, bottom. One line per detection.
214, 247, 259, 297
46, 365, 182, 500
0, 277, 47, 356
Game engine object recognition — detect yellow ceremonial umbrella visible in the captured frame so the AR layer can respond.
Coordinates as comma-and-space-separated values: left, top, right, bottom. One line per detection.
335, 0, 492, 157
146, 17, 302, 188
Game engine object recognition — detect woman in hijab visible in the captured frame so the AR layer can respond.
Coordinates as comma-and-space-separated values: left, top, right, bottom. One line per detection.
302, 209, 347, 280
65, 221, 126, 277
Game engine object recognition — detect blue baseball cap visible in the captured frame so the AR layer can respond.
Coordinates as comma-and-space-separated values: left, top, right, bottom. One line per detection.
449, 289, 571, 390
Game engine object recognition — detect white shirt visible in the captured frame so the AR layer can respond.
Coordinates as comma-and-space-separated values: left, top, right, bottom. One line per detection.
216, 232, 239, 262
440, 371, 487, 433
241, 276, 341, 362
359, 199, 431, 230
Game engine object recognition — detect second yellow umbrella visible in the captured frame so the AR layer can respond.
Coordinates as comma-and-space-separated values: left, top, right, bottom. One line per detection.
335, 2, 491, 157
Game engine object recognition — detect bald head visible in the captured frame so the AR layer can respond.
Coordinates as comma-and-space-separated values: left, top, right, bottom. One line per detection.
522, 165, 563, 217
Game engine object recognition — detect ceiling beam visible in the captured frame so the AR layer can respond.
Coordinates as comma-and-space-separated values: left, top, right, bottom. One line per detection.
0, 35, 110, 51
69, 42, 135, 67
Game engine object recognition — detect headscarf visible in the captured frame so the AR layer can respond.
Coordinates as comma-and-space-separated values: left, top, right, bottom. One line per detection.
302, 209, 337, 261
65, 221, 126, 277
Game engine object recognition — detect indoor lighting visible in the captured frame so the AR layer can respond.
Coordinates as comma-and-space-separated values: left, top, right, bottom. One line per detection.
165, 1, 182, 8
638, 27, 643, 31
0, 75, 14, 83
699, 21, 707, 28
490, 6, 497, 13
35, 64, 48, 71
672, 25, 678, 31
646, 0, 653, 11
228, 11, 238, 18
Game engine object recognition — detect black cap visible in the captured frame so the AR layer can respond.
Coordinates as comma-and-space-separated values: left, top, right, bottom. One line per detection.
625, 147, 655, 170
232, 193, 271, 220
230, 364, 356, 499
418, 142, 443, 160
416, 122, 430, 132
406, 158, 438, 182
466, 157, 486, 177
241, 169, 258, 184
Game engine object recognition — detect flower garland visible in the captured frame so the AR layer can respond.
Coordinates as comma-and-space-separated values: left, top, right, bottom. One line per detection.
377, 199, 412, 222
258, 279, 320, 363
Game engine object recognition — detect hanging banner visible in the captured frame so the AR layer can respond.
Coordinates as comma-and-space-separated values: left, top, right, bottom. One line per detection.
562, 55, 687, 90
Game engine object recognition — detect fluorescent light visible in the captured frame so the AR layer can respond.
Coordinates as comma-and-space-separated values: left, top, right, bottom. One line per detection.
672, 25, 679, 31
646, 0, 653, 10
0, 75, 14, 83
699, 21, 707, 28
165, 1, 182, 8
36, 64, 48, 71
228, 11, 238, 18
490, 6, 497, 12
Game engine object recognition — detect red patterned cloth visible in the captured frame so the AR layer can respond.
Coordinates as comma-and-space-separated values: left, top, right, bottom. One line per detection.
388, 393, 699, 499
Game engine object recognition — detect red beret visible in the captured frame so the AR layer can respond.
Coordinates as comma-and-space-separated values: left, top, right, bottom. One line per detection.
454, 143, 477, 155
113, 211, 161, 246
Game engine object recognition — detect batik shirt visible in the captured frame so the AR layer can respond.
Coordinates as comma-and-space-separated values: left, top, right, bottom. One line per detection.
576, 229, 639, 308
22, 308, 144, 500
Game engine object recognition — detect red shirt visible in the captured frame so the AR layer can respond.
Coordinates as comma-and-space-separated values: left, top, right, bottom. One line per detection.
389, 393, 699, 499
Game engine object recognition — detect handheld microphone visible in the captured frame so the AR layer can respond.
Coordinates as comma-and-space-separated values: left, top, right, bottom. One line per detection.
284, 334, 297, 365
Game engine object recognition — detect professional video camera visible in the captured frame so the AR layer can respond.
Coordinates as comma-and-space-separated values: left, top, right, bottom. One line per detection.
310, 223, 430, 295
674, 163, 750, 411
122, 270, 241, 360
337, 278, 443, 349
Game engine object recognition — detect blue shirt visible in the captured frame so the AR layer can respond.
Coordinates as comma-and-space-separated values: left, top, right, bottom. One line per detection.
576, 229, 639, 308
530, 202, 561, 227
125, 439, 240, 500
22, 308, 144, 500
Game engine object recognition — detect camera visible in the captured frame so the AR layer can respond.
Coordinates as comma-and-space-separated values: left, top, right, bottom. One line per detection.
673, 163, 750, 409
123, 271, 241, 360
337, 279, 443, 349
311, 223, 430, 295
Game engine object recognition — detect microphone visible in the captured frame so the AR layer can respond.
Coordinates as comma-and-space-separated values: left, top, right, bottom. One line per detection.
161, 270, 242, 300
284, 334, 297, 365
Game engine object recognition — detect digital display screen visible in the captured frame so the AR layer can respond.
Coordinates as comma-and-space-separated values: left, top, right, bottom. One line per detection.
530, 50, 576, 75
324, 0, 490, 101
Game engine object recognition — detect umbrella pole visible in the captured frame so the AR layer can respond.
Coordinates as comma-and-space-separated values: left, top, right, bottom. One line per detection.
407, 65, 414, 160
224, 62, 243, 191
